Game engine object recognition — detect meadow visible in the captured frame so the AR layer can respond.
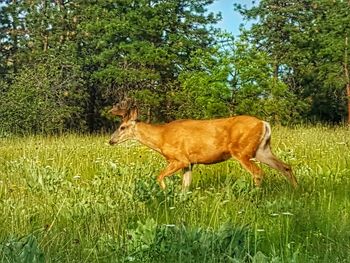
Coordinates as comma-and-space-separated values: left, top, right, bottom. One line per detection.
0, 126, 349, 262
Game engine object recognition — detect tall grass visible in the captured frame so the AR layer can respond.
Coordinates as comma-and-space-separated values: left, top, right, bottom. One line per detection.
0, 126, 349, 262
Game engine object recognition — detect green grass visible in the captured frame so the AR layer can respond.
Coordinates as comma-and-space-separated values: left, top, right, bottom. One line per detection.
0, 126, 349, 262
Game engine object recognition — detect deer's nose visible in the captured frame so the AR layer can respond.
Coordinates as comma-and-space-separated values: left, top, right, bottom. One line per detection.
109, 140, 116, 145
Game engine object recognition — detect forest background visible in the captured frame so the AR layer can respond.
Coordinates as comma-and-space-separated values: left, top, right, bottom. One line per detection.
1, 1, 350, 262
1, 0, 350, 134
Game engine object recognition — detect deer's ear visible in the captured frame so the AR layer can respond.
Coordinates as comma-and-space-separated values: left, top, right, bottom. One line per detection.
129, 107, 138, 121
108, 107, 127, 118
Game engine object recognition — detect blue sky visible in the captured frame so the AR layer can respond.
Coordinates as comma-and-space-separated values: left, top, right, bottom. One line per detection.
208, 0, 257, 36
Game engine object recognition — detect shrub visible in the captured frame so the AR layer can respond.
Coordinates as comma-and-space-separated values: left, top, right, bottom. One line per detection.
0, 56, 87, 134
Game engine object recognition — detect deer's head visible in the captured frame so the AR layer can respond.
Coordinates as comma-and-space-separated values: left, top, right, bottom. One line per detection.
109, 100, 138, 145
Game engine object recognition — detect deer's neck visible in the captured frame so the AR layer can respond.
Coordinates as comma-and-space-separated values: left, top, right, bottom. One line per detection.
134, 122, 164, 153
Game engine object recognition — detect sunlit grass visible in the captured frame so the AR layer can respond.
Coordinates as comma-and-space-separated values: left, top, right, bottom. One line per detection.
0, 126, 349, 262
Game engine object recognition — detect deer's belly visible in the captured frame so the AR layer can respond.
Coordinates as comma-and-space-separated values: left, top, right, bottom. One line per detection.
188, 151, 231, 164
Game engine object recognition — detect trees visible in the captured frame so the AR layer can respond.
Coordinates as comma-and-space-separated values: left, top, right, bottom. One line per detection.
0, 0, 222, 133
1, 0, 349, 134
0, 1, 87, 134
236, 0, 350, 123
76, 0, 220, 124
173, 36, 306, 124
0, 0, 26, 75
312, 0, 350, 123
0, 56, 86, 134
175, 47, 232, 119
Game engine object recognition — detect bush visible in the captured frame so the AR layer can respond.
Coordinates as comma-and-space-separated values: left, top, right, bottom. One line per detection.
0, 234, 44, 263
0, 56, 87, 134
123, 219, 252, 262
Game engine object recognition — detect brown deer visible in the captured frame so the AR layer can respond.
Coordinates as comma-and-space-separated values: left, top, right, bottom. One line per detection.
108, 101, 298, 190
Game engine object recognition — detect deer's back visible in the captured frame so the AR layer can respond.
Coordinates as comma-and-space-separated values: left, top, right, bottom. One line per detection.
158, 116, 264, 164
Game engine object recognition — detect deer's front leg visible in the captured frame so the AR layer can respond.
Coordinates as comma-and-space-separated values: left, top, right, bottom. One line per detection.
157, 161, 186, 189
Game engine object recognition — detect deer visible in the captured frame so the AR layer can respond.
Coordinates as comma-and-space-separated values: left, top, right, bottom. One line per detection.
108, 101, 298, 190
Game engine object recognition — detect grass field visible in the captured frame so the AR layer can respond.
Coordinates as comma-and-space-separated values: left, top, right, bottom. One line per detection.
0, 126, 349, 262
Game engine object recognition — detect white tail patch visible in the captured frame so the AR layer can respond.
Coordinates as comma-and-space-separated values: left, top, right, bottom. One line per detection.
263, 121, 271, 141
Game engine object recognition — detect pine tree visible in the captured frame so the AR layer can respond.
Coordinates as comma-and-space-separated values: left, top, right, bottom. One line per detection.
76, 0, 220, 125
236, 0, 350, 123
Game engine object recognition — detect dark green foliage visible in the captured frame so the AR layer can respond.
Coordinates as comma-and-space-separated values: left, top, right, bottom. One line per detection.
133, 172, 178, 204
175, 48, 232, 119
76, 0, 220, 124
0, 221, 252, 263
236, 0, 350, 123
0, 1, 25, 75
0, 56, 86, 134
1, 0, 350, 133
0, 234, 44, 263
123, 219, 252, 262
229, 40, 308, 124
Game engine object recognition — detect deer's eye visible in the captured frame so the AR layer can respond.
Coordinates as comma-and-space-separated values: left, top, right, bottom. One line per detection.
120, 126, 126, 131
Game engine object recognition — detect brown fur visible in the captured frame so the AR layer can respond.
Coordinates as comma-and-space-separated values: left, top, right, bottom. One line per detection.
109, 107, 298, 189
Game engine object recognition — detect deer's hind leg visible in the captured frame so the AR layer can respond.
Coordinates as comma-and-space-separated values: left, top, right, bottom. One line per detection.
230, 132, 265, 186
255, 146, 298, 188
236, 156, 264, 186
230, 148, 264, 186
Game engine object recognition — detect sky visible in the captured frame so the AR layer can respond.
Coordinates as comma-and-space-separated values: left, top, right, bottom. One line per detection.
208, 0, 257, 36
